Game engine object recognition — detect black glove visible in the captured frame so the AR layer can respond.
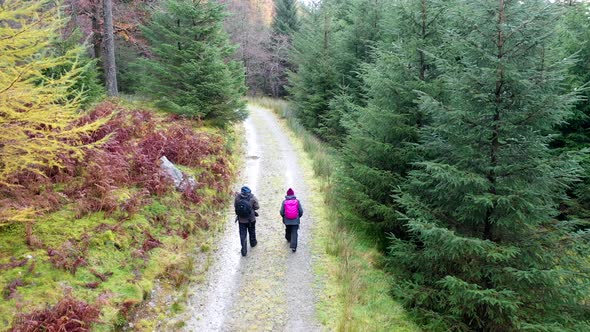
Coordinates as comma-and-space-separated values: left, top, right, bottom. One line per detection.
254, 211, 259, 217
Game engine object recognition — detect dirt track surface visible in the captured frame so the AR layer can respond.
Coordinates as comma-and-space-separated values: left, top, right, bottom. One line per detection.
182, 105, 323, 331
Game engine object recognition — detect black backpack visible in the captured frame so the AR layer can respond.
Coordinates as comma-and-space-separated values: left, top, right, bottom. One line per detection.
235, 195, 252, 218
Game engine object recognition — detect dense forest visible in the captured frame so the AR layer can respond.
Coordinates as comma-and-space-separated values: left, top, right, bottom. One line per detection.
287, 0, 590, 330
1, 0, 589, 330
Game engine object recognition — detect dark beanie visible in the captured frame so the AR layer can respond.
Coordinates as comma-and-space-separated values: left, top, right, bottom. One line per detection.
241, 186, 251, 193
287, 188, 294, 196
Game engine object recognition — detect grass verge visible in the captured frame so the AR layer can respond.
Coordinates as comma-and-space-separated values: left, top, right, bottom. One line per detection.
248, 97, 421, 332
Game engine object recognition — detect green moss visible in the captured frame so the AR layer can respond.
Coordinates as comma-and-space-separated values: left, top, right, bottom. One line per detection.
176, 164, 204, 178
34, 210, 111, 248
137, 318, 157, 330
98, 307, 119, 331
143, 200, 169, 220
0, 224, 28, 258
112, 187, 136, 203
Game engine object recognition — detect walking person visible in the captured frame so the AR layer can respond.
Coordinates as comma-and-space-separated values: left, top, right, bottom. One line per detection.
235, 186, 259, 257
280, 188, 303, 252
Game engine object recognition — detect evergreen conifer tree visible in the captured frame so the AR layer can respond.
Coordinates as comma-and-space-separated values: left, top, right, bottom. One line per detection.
136, 0, 246, 124
43, 29, 105, 107
272, 0, 299, 36
553, 3, 590, 222
389, 1, 590, 329
320, 0, 386, 143
339, 0, 447, 237
553, 3, 590, 150
332, 0, 383, 83
289, 0, 388, 142
288, 2, 339, 132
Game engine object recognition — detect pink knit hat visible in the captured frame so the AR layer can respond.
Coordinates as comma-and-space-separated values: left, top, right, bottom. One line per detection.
287, 188, 294, 196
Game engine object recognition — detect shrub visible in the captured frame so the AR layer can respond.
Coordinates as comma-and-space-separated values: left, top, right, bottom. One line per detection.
47, 235, 90, 275
3, 279, 25, 300
10, 295, 101, 332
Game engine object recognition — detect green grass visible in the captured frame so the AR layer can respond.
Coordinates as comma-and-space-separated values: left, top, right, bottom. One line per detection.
249, 96, 421, 332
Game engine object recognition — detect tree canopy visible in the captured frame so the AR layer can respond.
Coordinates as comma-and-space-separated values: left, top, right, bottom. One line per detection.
272, 0, 299, 36
0, 0, 106, 183
0, 0, 107, 225
135, 0, 247, 124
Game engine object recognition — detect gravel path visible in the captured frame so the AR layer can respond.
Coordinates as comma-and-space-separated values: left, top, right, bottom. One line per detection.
182, 105, 323, 331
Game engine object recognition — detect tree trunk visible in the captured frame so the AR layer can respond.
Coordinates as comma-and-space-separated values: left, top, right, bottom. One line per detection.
484, 0, 506, 243
103, 0, 118, 96
419, 0, 427, 81
91, 0, 102, 60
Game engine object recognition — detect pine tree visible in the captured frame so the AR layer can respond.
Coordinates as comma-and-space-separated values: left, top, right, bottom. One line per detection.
337, 0, 385, 92
553, 3, 590, 223
136, 0, 246, 124
43, 28, 105, 107
272, 0, 299, 36
339, 0, 447, 237
553, 3, 590, 150
389, 1, 590, 329
320, 0, 386, 143
288, 0, 386, 142
0, 0, 106, 224
288, 2, 339, 132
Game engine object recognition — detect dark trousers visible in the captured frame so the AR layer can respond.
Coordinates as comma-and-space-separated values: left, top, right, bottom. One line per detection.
239, 222, 256, 256
285, 225, 299, 249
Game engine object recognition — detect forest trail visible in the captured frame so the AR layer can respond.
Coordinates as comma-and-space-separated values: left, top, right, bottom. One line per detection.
182, 104, 323, 331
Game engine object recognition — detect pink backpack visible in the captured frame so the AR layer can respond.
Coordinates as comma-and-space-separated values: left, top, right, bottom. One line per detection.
284, 199, 299, 219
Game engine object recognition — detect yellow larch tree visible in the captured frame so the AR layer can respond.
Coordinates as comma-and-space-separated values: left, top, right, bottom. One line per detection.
0, 0, 107, 226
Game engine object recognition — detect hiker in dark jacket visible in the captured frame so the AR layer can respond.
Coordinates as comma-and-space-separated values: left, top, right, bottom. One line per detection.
280, 188, 303, 252
234, 186, 260, 257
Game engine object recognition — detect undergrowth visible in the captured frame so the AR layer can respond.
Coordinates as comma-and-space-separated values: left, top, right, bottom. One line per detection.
9, 292, 101, 332
250, 97, 421, 332
0, 100, 237, 330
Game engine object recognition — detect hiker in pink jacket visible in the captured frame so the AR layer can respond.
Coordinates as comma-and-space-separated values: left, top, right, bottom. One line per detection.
280, 188, 303, 252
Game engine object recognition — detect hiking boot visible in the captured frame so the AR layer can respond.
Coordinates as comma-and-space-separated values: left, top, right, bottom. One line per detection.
291, 248, 296, 253
241, 249, 247, 257
251, 240, 257, 248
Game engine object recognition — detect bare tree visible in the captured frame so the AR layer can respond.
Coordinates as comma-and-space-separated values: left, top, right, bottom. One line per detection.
221, 0, 276, 95
266, 33, 290, 97
103, 0, 118, 96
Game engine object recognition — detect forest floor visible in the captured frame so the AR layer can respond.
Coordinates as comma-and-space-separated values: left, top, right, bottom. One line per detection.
169, 104, 325, 331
